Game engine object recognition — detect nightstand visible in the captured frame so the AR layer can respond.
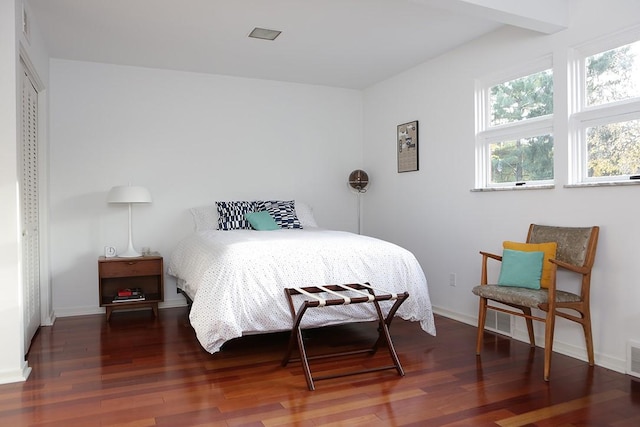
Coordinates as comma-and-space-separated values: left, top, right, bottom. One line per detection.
98, 255, 164, 320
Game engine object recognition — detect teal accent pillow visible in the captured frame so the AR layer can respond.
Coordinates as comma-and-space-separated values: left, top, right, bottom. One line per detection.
244, 211, 280, 231
497, 249, 544, 289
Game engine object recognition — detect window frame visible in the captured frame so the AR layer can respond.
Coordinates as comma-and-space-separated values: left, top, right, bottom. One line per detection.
475, 56, 555, 189
568, 27, 640, 184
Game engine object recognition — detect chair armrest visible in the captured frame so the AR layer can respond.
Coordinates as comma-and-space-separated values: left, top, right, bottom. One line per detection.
479, 251, 502, 285
480, 251, 502, 262
549, 258, 589, 275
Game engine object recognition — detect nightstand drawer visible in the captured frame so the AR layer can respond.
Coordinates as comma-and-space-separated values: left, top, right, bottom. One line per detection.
99, 258, 162, 278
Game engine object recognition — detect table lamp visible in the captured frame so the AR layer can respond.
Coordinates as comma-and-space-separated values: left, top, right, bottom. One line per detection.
107, 184, 152, 257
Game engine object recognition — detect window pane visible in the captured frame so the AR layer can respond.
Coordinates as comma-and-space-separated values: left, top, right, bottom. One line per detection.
490, 70, 553, 126
586, 41, 640, 106
587, 119, 640, 177
490, 135, 554, 183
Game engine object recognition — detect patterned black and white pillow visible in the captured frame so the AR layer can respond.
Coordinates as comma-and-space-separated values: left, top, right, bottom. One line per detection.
255, 200, 277, 213
216, 201, 257, 230
258, 200, 302, 229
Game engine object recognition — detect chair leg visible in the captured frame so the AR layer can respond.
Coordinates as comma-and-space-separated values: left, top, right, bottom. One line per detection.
582, 310, 595, 366
476, 297, 488, 355
543, 310, 556, 381
523, 307, 536, 347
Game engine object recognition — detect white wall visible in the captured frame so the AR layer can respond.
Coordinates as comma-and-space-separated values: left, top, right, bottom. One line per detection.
48, 60, 363, 316
362, 0, 640, 374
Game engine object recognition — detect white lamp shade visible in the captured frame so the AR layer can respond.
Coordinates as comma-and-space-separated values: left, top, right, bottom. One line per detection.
107, 185, 152, 204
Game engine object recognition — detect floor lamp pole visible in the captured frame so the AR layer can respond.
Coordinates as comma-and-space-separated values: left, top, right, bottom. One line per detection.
356, 192, 362, 235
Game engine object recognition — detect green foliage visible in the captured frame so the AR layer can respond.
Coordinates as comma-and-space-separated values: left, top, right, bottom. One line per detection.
586, 44, 640, 177
491, 70, 553, 126
489, 70, 554, 183
586, 46, 634, 105
488, 42, 640, 182
491, 135, 554, 183
588, 120, 640, 176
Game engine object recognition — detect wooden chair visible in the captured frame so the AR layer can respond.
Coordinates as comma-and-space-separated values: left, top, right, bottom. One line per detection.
472, 224, 599, 381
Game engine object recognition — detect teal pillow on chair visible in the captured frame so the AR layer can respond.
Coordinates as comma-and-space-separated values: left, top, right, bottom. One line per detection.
497, 249, 544, 289
244, 211, 280, 231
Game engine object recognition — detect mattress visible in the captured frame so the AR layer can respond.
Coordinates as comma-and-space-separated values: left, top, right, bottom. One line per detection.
168, 228, 436, 353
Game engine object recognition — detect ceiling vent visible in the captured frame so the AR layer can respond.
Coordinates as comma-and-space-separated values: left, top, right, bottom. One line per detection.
248, 27, 281, 41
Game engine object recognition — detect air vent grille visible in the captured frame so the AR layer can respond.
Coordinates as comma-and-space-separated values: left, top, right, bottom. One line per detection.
627, 341, 640, 378
485, 311, 511, 336
496, 311, 511, 334
248, 27, 281, 41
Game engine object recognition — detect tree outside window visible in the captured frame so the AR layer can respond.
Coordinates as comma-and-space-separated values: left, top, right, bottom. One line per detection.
583, 42, 640, 179
476, 65, 554, 187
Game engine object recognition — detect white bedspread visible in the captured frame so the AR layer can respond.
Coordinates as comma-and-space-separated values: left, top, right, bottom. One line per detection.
168, 228, 436, 353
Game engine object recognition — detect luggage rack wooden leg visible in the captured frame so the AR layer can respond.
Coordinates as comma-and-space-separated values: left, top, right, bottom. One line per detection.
281, 283, 409, 391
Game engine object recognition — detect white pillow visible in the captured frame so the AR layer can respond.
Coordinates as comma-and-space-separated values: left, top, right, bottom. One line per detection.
294, 201, 318, 228
190, 205, 218, 231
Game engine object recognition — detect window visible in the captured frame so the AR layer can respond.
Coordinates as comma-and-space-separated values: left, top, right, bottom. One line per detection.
569, 33, 640, 184
475, 58, 554, 188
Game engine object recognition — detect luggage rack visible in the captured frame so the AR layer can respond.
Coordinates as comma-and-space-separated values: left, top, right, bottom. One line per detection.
281, 283, 409, 390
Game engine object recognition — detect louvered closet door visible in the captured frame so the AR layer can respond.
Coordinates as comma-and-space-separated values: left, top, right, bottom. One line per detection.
21, 69, 40, 353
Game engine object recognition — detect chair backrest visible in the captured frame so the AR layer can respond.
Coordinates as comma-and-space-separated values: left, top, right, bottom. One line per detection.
527, 224, 599, 268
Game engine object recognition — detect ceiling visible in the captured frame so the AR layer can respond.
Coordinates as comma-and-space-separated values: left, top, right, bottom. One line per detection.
26, 0, 568, 90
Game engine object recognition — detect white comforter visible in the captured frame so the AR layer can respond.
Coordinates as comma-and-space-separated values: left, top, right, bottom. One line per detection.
168, 228, 436, 353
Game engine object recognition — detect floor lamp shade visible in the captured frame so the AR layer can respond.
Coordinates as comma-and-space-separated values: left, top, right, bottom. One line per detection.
107, 185, 152, 257
348, 169, 369, 193
348, 170, 369, 235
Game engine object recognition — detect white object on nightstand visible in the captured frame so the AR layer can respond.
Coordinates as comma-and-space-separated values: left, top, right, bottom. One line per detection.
106, 184, 152, 258
104, 246, 117, 258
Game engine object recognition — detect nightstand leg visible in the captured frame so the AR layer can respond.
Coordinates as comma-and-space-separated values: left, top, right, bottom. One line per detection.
106, 307, 113, 321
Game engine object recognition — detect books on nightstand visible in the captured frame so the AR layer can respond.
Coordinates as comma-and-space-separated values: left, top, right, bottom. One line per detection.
112, 288, 145, 303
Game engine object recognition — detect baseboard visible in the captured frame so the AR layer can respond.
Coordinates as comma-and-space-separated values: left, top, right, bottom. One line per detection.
432, 306, 477, 327
432, 305, 627, 375
159, 299, 189, 309
54, 306, 104, 318
0, 361, 31, 385
54, 299, 189, 318
41, 311, 56, 326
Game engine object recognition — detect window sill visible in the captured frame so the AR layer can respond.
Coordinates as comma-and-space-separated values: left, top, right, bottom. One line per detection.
564, 181, 640, 188
471, 184, 554, 192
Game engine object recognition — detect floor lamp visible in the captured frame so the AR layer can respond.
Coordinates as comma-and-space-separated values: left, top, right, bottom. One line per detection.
348, 169, 369, 234
107, 185, 152, 258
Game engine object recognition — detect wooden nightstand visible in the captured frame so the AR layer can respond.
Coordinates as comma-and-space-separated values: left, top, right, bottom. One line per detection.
98, 255, 164, 321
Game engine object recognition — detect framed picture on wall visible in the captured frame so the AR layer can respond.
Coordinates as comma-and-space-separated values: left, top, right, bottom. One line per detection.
397, 120, 419, 173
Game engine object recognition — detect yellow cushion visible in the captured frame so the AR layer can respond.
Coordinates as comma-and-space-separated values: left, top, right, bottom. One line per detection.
503, 241, 557, 288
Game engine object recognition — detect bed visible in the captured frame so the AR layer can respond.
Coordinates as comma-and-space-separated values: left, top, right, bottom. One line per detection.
167, 201, 436, 354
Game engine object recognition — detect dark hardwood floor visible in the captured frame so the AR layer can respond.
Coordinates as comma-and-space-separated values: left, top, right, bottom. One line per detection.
1, 307, 638, 426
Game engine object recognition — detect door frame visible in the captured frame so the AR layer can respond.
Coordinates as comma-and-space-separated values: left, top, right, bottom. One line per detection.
19, 44, 53, 334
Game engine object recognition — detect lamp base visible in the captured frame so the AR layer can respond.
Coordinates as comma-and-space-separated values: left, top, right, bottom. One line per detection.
118, 240, 141, 258
118, 248, 142, 258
